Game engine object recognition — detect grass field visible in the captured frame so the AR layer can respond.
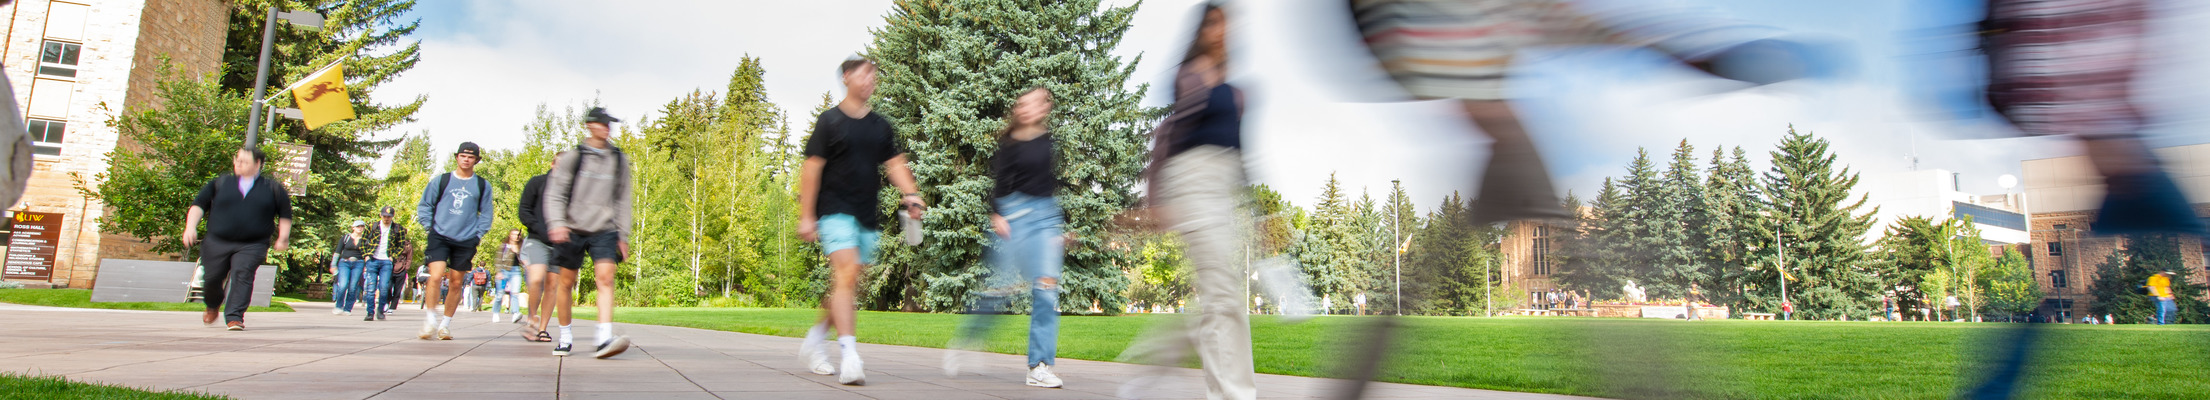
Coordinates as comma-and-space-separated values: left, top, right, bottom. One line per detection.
0, 289, 297, 313
579, 307, 2210, 399
0, 373, 230, 400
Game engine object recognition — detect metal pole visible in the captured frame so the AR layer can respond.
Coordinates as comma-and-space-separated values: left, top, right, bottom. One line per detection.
1484, 258, 1492, 317
1779, 229, 1789, 321
243, 7, 279, 147
1393, 213, 1402, 316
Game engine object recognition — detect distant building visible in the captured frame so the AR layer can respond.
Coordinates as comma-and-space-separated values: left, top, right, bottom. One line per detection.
0, 0, 230, 288
1498, 215, 1569, 309
2022, 144, 2210, 320
1858, 169, 2029, 245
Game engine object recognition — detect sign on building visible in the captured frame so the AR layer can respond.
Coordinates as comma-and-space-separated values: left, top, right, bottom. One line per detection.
273, 143, 312, 196
4, 212, 64, 281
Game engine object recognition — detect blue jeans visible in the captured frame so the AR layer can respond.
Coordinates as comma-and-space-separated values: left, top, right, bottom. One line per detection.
361, 259, 392, 315
955, 193, 1064, 367
333, 260, 363, 312
2157, 298, 2176, 325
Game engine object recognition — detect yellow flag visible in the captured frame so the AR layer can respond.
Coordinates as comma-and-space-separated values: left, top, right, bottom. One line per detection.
289, 64, 354, 130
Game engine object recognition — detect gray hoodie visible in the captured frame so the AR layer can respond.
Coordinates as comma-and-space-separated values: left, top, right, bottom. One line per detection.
545, 144, 633, 240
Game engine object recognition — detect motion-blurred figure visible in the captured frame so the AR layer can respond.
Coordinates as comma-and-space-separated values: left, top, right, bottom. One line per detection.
1121, 4, 1257, 399
943, 86, 1067, 389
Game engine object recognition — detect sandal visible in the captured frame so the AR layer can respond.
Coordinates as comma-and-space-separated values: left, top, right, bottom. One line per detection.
530, 331, 553, 343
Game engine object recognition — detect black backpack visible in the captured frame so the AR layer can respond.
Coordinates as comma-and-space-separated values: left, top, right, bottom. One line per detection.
429, 172, 490, 231
563, 145, 629, 208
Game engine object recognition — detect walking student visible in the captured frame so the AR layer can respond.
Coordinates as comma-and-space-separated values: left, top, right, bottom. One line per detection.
1122, 6, 1255, 398
415, 142, 497, 340
545, 107, 638, 358
492, 229, 525, 323
331, 221, 369, 316
943, 86, 1064, 388
2149, 271, 2176, 325
516, 158, 559, 342
363, 207, 408, 321
796, 56, 927, 386
180, 147, 294, 331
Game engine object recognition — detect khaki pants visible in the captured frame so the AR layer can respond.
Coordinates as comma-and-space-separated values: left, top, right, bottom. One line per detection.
1126, 146, 1256, 400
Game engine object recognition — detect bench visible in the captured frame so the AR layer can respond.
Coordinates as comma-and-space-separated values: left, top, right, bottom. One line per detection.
1743, 313, 1776, 321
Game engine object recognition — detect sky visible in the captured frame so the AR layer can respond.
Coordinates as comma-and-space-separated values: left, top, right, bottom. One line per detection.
375, 0, 2210, 215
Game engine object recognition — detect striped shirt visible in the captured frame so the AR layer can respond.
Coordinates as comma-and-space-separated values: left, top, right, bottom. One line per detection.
1351, 0, 1782, 100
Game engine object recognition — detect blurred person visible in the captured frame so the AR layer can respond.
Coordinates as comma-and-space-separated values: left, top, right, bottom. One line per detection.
546, 107, 639, 359
331, 220, 368, 316
0, 0, 33, 211
516, 158, 560, 342
415, 142, 497, 341
492, 230, 525, 324
795, 56, 927, 385
1118, 5, 1258, 399
181, 148, 294, 331
943, 87, 1068, 388
364, 207, 409, 321
2149, 271, 2174, 325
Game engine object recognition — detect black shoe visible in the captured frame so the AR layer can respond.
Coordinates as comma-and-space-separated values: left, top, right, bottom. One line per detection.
595, 336, 631, 359
376, 313, 387, 321
364, 314, 374, 321
554, 343, 572, 357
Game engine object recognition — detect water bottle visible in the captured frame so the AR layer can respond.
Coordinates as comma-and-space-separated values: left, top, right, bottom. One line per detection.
900, 204, 923, 245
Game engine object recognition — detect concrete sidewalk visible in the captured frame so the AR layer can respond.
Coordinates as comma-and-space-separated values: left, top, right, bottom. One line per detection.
0, 301, 1598, 399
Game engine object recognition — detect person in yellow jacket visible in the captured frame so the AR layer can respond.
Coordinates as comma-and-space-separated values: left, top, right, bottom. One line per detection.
2149, 271, 2175, 325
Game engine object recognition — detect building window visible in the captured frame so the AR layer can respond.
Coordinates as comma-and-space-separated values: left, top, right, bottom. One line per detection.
2048, 241, 2063, 257
1531, 224, 1552, 275
26, 119, 64, 156
2051, 270, 2068, 289
37, 41, 80, 78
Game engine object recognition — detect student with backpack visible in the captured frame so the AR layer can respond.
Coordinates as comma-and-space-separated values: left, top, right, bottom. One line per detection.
414, 142, 496, 341
544, 107, 637, 359
515, 158, 560, 342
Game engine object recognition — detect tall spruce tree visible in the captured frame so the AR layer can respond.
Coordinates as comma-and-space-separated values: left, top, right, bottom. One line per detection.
1749, 127, 1879, 320
873, 0, 1153, 313
1556, 178, 1629, 298
1699, 146, 1763, 315
1645, 140, 1704, 299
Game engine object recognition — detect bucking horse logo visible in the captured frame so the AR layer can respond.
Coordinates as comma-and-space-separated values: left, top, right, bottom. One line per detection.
303, 81, 346, 102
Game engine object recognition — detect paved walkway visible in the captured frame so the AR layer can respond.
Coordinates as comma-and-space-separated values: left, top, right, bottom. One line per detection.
0, 302, 1598, 399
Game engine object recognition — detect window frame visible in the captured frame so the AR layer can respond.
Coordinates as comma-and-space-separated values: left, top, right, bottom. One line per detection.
26, 119, 64, 156
36, 40, 82, 79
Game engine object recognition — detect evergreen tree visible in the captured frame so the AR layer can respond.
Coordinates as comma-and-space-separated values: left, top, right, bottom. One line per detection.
1748, 127, 1879, 320
873, 0, 1153, 313
2089, 234, 2209, 323
1556, 178, 1629, 298
1644, 140, 1704, 299
1699, 146, 1763, 315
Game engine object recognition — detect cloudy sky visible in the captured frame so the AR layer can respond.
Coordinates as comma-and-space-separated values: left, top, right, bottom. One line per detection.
376, 0, 2210, 214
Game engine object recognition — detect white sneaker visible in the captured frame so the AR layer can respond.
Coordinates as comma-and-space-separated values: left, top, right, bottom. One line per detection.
1026, 365, 1064, 388
418, 317, 436, 340
332, 308, 343, 315
800, 343, 835, 375
491, 313, 502, 323
941, 349, 969, 377
837, 354, 865, 385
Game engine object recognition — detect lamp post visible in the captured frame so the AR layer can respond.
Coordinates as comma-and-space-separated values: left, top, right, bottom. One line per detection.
242, 7, 326, 147
1776, 225, 1789, 321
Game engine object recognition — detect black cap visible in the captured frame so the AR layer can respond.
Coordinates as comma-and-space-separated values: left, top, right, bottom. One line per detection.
380, 206, 395, 217
456, 142, 483, 158
585, 107, 620, 124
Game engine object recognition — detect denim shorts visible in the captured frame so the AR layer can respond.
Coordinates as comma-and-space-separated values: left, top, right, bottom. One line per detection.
818, 214, 880, 265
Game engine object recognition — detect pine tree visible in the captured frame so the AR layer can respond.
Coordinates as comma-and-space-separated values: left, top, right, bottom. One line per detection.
873, 0, 1153, 313
1645, 140, 1704, 299
1556, 178, 1629, 298
1699, 147, 1763, 315
1750, 127, 1879, 320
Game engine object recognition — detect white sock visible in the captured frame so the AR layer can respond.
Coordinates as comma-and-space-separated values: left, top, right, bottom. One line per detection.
802, 322, 830, 350
558, 324, 574, 345
437, 315, 451, 329
838, 336, 859, 359
596, 323, 615, 346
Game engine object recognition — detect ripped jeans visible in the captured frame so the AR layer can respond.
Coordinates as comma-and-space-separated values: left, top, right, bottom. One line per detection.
954, 193, 1064, 368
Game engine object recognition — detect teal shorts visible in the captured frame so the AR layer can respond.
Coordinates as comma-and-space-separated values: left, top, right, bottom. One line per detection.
818, 214, 880, 264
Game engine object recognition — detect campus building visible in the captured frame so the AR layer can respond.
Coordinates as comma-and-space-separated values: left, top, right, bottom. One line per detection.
1498, 216, 1567, 309
2022, 144, 2210, 320
0, 0, 230, 288
1859, 169, 2030, 246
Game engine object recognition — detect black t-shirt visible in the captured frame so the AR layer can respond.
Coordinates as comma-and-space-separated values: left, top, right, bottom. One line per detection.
990, 132, 1056, 214
1169, 83, 1242, 156
517, 173, 550, 243
191, 174, 293, 242
804, 109, 906, 230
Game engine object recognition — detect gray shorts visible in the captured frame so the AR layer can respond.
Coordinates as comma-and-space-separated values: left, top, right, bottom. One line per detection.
521, 238, 555, 266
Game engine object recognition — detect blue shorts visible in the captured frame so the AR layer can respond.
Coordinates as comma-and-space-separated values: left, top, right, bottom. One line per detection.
818, 214, 880, 264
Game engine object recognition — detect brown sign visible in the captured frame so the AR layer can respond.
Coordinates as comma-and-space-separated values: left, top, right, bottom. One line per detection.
4, 211, 63, 281
273, 143, 312, 196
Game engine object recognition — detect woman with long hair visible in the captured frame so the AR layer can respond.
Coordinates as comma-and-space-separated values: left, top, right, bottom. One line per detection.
491, 229, 526, 323
1122, 4, 1256, 399
942, 86, 1066, 388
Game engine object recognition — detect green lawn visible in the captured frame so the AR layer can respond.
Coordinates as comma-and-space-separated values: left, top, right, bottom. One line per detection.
0, 289, 296, 313
582, 307, 2210, 399
0, 373, 230, 400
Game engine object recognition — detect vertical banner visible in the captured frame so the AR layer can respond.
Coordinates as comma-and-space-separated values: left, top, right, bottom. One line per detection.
273, 143, 312, 196
4, 212, 64, 281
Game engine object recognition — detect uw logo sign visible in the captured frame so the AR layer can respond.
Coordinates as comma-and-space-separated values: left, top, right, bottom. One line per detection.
13, 213, 41, 223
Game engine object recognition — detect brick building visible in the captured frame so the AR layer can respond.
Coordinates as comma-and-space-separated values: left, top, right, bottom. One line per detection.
1498, 217, 1567, 308
1, 0, 230, 288
2022, 144, 2210, 320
